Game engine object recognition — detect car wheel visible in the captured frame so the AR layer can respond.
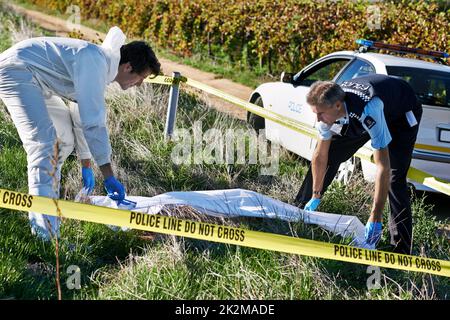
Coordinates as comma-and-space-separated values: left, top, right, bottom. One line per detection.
335, 156, 360, 185
247, 96, 265, 132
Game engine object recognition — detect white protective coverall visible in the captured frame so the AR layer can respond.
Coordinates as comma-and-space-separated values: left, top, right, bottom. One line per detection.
0, 27, 126, 239
46, 96, 92, 163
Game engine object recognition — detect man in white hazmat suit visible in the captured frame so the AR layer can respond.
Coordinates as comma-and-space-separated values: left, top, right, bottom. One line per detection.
0, 26, 161, 240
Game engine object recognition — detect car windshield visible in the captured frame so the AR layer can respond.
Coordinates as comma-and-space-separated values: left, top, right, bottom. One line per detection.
386, 66, 450, 108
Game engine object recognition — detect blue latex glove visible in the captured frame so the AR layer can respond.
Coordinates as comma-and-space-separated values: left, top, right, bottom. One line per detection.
82, 167, 95, 194
104, 176, 125, 202
304, 198, 321, 211
365, 221, 382, 246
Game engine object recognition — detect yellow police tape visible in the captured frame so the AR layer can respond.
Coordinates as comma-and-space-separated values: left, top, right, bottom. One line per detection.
144, 75, 450, 196
0, 187, 449, 278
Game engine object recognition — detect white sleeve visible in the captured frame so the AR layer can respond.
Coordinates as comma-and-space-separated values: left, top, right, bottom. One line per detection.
316, 121, 333, 140
73, 47, 112, 166
67, 101, 93, 160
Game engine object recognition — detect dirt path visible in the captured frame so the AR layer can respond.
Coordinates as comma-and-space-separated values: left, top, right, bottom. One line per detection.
9, 3, 252, 120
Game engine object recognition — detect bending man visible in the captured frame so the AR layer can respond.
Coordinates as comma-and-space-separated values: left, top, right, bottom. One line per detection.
296, 74, 422, 254
0, 27, 161, 240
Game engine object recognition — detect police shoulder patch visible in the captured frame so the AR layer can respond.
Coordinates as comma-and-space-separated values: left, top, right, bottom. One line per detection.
363, 116, 376, 129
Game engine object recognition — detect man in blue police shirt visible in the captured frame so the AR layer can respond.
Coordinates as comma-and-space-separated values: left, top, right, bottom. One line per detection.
296, 74, 422, 254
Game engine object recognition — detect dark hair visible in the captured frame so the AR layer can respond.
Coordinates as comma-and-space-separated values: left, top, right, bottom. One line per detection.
306, 81, 345, 107
119, 41, 161, 75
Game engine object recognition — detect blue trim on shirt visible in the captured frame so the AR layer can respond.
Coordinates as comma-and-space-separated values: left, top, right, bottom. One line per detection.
361, 97, 392, 149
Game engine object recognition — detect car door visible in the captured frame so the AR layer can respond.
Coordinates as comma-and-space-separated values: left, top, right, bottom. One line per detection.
269, 56, 353, 160
386, 66, 450, 190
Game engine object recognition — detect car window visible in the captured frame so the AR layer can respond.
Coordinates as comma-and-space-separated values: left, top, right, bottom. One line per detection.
297, 58, 351, 87
335, 59, 376, 84
387, 66, 450, 108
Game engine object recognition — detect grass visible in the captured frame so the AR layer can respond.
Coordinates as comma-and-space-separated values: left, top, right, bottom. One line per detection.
0, 5, 449, 300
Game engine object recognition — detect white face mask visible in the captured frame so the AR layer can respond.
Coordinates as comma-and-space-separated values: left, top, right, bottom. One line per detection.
101, 26, 126, 84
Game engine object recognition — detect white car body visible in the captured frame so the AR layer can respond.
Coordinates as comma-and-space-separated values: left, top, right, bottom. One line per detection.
249, 50, 450, 192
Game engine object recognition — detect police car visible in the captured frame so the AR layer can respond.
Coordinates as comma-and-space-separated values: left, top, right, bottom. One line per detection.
248, 40, 450, 192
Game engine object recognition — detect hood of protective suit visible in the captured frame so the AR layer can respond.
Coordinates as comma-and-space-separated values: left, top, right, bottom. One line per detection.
101, 26, 126, 84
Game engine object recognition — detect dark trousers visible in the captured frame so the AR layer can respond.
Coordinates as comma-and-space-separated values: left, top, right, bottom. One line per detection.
296, 110, 422, 254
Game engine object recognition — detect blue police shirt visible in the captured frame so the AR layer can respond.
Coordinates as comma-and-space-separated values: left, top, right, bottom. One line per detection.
316, 97, 392, 150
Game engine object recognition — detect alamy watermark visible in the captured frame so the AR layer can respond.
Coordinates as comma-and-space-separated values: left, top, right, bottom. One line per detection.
170, 122, 280, 175
367, 5, 382, 31
66, 5, 81, 32
66, 265, 81, 290
366, 265, 382, 290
